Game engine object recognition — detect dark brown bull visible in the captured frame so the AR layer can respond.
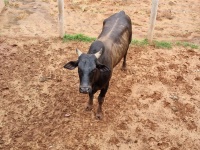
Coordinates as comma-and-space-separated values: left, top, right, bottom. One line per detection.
64, 11, 132, 119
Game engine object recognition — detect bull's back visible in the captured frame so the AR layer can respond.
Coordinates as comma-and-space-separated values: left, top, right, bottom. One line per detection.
98, 11, 132, 68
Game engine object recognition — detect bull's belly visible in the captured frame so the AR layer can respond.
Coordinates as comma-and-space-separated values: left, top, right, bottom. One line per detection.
111, 43, 128, 68
98, 30, 130, 68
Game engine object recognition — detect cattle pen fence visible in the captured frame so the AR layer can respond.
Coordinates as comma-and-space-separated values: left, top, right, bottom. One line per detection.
57, 0, 159, 43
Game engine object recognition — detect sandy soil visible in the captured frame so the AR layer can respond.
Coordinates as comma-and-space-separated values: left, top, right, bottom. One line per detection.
0, 0, 200, 150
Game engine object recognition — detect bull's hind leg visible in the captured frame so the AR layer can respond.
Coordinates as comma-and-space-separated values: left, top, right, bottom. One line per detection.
96, 83, 109, 120
86, 93, 94, 111
121, 51, 127, 71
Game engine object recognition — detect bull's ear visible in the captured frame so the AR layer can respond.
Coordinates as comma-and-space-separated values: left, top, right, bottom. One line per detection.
64, 61, 78, 70
96, 63, 110, 72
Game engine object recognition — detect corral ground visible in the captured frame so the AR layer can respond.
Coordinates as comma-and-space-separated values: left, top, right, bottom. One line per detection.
0, 0, 200, 150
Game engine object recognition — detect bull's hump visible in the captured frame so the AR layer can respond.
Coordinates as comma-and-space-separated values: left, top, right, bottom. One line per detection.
118, 10, 125, 15
98, 13, 128, 43
106, 18, 119, 38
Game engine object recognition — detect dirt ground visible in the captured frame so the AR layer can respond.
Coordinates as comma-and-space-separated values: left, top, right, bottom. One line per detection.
0, 0, 200, 150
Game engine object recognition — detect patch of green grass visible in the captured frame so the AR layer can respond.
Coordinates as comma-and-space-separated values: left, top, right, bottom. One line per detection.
4, 0, 9, 6
175, 41, 182, 46
175, 41, 199, 49
63, 33, 199, 50
63, 34, 96, 42
131, 39, 149, 46
154, 41, 172, 49
190, 44, 199, 49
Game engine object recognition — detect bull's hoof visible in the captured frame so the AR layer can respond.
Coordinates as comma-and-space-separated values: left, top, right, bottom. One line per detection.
85, 105, 93, 111
96, 112, 103, 120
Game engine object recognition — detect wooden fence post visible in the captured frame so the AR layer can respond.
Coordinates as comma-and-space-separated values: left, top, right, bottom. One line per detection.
147, 0, 159, 44
58, 0, 64, 38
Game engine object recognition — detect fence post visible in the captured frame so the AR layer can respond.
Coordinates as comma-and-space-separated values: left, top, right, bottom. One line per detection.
147, 0, 159, 44
58, 0, 64, 38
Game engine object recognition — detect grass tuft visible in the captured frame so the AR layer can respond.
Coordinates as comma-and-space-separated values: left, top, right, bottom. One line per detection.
175, 41, 199, 49
131, 39, 149, 46
63, 34, 96, 42
154, 41, 172, 49
4, 0, 9, 6
63, 33, 199, 50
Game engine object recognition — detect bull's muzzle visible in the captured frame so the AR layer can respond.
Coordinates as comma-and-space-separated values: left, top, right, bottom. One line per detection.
79, 86, 91, 94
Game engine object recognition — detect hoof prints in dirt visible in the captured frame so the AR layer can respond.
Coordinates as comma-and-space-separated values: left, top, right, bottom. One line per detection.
0, 37, 200, 149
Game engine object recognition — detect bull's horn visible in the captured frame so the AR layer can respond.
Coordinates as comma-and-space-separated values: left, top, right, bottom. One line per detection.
94, 49, 102, 59
76, 49, 83, 57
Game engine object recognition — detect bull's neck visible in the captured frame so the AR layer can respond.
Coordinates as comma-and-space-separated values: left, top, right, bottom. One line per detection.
94, 69, 100, 83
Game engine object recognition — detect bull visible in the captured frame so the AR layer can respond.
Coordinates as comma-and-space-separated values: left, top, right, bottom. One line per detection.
64, 11, 132, 119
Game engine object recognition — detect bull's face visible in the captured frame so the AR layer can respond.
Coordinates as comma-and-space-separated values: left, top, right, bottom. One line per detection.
64, 49, 110, 94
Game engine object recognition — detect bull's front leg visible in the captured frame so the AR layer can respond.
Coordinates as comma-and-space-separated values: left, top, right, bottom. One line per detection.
96, 83, 109, 119
85, 92, 93, 111
96, 96, 105, 119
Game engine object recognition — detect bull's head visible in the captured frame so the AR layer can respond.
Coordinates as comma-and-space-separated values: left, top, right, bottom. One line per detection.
64, 49, 110, 94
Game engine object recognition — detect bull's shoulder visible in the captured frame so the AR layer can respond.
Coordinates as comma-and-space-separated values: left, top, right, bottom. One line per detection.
88, 40, 105, 54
